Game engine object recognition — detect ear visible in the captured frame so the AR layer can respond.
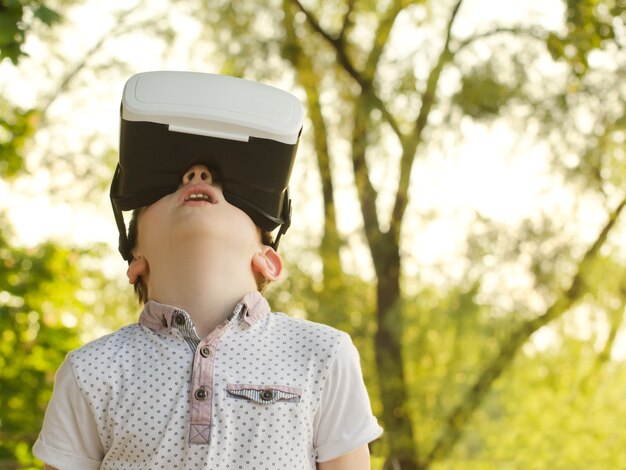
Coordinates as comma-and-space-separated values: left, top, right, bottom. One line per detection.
127, 256, 148, 285
251, 246, 283, 281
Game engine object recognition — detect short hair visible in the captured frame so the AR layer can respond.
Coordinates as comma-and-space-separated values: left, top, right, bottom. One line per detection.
127, 208, 274, 304
126, 209, 147, 303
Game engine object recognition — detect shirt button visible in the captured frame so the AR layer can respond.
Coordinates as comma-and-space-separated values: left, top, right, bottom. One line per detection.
260, 389, 274, 401
194, 387, 208, 401
200, 346, 211, 358
174, 313, 185, 326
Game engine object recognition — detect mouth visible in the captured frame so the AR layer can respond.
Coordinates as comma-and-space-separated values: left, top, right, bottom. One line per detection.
179, 184, 218, 206
186, 193, 212, 202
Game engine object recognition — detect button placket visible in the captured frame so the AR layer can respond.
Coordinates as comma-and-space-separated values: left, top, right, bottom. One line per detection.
200, 345, 211, 358
190, 340, 215, 444
189, 331, 227, 445
186, 294, 271, 445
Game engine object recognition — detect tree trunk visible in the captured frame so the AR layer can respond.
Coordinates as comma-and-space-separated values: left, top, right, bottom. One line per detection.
373, 234, 419, 469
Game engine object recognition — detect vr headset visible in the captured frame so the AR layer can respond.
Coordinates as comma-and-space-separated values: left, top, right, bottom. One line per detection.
110, 71, 305, 261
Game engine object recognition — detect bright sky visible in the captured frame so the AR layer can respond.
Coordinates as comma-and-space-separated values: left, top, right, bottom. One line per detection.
0, 0, 592, 274
2, 0, 623, 357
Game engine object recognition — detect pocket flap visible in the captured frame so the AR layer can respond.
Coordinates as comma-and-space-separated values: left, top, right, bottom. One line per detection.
225, 383, 302, 405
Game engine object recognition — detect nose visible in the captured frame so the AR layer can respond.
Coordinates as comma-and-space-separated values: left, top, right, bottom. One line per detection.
182, 165, 213, 185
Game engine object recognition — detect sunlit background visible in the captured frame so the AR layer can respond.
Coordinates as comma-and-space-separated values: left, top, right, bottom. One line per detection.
1, 0, 625, 468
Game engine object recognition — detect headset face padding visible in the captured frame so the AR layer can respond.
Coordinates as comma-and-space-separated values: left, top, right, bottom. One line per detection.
110, 72, 304, 260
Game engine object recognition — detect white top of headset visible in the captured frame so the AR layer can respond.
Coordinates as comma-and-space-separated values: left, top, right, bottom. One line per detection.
122, 71, 304, 145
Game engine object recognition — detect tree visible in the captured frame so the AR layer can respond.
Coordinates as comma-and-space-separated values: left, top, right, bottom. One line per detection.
188, 0, 626, 467
0, 0, 62, 64
0, 220, 81, 469
0, 0, 60, 178
0, 3, 156, 467
3, 0, 626, 467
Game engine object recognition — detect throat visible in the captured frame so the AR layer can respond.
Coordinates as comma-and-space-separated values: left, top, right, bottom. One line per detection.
147, 248, 258, 338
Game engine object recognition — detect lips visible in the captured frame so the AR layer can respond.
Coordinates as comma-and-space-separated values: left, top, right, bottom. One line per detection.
179, 184, 218, 206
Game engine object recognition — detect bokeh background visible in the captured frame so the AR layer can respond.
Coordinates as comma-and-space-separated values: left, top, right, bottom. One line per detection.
1, 0, 626, 468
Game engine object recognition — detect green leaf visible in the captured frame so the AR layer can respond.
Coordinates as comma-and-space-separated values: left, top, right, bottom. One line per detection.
0, 0, 62, 64
0, 15, 22, 45
33, 4, 61, 26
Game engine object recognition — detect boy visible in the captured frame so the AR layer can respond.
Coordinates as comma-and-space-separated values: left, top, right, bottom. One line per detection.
33, 72, 382, 469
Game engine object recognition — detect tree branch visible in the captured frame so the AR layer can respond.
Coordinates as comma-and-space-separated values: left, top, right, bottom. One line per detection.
282, 0, 342, 279
593, 302, 624, 367
361, 0, 408, 141
579, 284, 626, 393
289, 0, 404, 139
412, 0, 462, 140
390, 0, 464, 238
364, 0, 405, 80
288, 0, 366, 88
454, 26, 548, 55
351, 95, 383, 252
338, 0, 356, 43
38, 2, 147, 125
423, 194, 626, 466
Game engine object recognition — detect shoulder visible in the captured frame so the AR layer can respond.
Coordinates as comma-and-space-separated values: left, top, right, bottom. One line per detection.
266, 315, 369, 389
69, 323, 142, 354
269, 312, 348, 344
67, 323, 156, 371
263, 312, 352, 365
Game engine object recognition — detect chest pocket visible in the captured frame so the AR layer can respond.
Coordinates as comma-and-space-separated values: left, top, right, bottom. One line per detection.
225, 383, 302, 405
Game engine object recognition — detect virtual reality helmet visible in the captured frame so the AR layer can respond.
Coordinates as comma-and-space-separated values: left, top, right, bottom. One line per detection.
110, 71, 305, 261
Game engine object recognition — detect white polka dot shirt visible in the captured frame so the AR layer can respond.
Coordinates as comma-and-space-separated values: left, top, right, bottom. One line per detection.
33, 292, 383, 469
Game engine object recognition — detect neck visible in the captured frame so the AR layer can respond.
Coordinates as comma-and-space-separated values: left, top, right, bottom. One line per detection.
145, 242, 257, 338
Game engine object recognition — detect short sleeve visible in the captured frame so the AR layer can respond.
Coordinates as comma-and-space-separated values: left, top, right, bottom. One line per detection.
314, 334, 383, 462
33, 356, 104, 470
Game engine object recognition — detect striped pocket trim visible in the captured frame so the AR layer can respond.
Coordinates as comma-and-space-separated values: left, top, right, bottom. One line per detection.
225, 384, 302, 405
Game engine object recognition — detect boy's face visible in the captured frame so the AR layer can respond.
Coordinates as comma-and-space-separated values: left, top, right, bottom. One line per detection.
133, 164, 265, 264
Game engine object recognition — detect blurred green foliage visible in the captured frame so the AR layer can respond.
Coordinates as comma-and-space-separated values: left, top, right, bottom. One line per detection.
0, 2, 68, 467
271, 252, 626, 469
0, 220, 83, 469
0, 103, 40, 179
0, 4, 137, 466
0, 0, 61, 64
0, 220, 136, 469
547, 0, 625, 76
1, 0, 626, 468
452, 63, 519, 120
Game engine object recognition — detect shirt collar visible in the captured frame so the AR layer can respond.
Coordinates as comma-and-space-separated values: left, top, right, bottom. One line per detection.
138, 291, 271, 337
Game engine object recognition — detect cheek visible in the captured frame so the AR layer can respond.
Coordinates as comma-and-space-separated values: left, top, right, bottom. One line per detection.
136, 200, 169, 250
229, 207, 263, 246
